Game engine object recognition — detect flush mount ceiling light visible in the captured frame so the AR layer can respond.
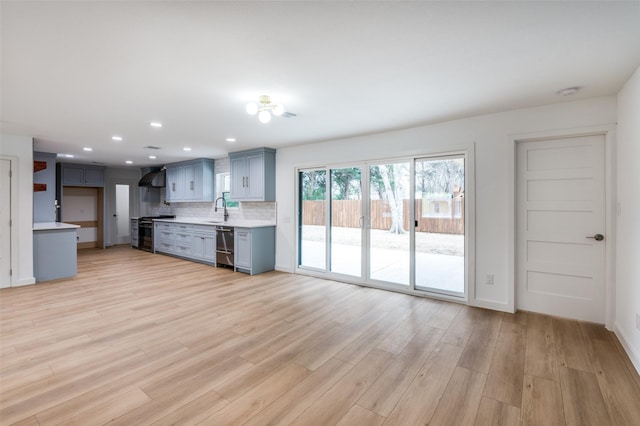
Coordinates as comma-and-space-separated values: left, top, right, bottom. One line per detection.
149, 121, 163, 128
246, 95, 285, 124
112, 136, 123, 141
557, 86, 581, 97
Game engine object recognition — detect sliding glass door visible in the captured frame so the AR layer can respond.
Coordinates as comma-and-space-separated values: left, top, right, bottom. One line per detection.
297, 152, 467, 300
298, 169, 327, 270
330, 167, 363, 278
368, 161, 410, 286
414, 156, 465, 295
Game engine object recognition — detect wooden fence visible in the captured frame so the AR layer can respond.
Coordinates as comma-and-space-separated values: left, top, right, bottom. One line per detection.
301, 199, 464, 234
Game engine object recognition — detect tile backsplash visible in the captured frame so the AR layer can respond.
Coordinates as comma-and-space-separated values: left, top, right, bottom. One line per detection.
146, 188, 276, 222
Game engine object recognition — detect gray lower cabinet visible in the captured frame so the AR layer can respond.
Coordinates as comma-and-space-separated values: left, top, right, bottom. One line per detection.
130, 219, 139, 248
33, 228, 78, 282
154, 222, 215, 265
234, 227, 275, 275
191, 225, 216, 263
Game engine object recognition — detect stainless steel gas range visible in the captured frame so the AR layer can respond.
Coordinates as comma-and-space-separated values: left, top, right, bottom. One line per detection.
137, 215, 175, 252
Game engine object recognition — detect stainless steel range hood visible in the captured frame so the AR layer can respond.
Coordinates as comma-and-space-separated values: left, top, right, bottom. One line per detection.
138, 168, 166, 187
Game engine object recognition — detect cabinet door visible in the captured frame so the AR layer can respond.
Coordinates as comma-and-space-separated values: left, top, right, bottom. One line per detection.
246, 153, 265, 200
62, 167, 84, 185
184, 164, 200, 201
193, 233, 215, 261
235, 229, 251, 269
84, 169, 104, 186
230, 156, 247, 200
166, 167, 184, 201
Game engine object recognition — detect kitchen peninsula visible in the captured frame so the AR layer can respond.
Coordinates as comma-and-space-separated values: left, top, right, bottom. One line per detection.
33, 222, 80, 282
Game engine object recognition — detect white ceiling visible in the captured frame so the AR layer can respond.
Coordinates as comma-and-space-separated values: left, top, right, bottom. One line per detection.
2, 1, 639, 167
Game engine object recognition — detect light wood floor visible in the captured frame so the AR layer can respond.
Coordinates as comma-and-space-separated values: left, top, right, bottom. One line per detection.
1, 246, 639, 425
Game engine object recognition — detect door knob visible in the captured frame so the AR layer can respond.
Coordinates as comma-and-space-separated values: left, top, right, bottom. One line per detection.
586, 234, 604, 241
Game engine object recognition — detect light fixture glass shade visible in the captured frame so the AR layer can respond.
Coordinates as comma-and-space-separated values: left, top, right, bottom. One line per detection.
246, 102, 258, 115
272, 104, 284, 116
258, 110, 272, 123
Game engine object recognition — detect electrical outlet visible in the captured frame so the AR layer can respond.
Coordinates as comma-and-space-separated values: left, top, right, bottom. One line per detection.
636, 313, 640, 331
486, 274, 494, 285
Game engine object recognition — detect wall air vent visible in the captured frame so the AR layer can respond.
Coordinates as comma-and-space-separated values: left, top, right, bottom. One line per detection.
144, 146, 162, 150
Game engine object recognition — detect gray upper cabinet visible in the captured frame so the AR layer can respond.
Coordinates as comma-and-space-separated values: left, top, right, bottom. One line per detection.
165, 158, 214, 202
229, 147, 275, 201
59, 163, 105, 187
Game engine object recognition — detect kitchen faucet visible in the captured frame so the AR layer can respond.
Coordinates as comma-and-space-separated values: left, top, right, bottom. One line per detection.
214, 197, 229, 222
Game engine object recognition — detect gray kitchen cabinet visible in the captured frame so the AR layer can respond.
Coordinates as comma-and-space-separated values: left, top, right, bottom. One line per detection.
154, 222, 216, 265
229, 148, 275, 201
154, 222, 176, 253
58, 163, 105, 187
191, 225, 216, 263
234, 227, 275, 275
165, 159, 214, 202
33, 225, 79, 282
130, 219, 139, 248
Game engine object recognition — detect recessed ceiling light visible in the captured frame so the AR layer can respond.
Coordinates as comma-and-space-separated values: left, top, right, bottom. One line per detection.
183, 147, 192, 151
226, 138, 236, 143
112, 136, 123, 141
149, 155, 157, 160
149, 122, 163, 128
65, 154, 74, 158
125, 160, 133, 164
557, 86, 581, 97
83, 147, 93, 151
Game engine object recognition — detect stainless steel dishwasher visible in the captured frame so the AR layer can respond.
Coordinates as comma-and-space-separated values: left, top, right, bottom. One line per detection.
215, 226, 234, 268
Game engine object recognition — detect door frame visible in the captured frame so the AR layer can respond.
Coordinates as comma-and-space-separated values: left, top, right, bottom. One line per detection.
0, 156, 18, 288
107, 178, 139, 246
508, 125, 616, 328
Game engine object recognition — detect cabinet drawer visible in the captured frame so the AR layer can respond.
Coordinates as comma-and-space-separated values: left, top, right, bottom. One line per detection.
157, 241, 175, 252
174, 244, 192, 256
174, 231, 192, 244
157, 230, 175, 241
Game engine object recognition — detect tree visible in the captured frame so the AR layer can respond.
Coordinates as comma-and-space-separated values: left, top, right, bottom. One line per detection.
331, 168, 361, 200
371, 164, 407, 234
301, 170, 326, 200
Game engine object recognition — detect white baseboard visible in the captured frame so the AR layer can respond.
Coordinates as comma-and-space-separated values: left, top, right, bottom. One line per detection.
13, 277, 36, 287
471, 298, 514, 313
274, 265, 294, 274
614, 323, 640, 375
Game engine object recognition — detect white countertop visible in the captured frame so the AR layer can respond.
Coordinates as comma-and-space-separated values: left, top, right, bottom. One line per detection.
153, 217, 276, 229
33, 222, 81, 231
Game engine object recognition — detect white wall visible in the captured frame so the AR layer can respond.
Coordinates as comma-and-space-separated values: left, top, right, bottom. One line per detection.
615, 66, 640, 372
0, 134, 35, 286
275, 96, 617, 312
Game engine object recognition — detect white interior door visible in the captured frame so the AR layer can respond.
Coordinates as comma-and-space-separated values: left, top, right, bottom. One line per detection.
1, 158, 12, 288
517, 134, 606, 323
114, 183, 130, 245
